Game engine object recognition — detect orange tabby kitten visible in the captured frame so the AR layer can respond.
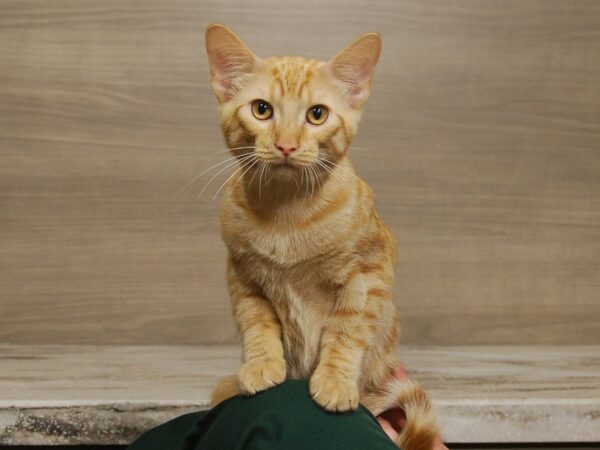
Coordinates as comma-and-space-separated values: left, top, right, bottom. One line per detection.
205, 24, 438, 450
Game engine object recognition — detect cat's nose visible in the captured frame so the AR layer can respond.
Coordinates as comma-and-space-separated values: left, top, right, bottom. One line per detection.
276, 142, 298, 157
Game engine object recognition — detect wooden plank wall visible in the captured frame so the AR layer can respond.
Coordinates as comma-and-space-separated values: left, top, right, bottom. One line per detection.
1, 0, 599, 345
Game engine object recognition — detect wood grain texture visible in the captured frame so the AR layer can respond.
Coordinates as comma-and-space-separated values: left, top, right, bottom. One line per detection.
0, 0, 599, 345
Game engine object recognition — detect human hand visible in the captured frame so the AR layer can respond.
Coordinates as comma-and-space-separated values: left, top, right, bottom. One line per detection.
376, 365, 448, 450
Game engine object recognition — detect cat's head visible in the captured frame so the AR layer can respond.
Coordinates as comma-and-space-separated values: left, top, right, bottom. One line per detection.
205, 24, 381, 182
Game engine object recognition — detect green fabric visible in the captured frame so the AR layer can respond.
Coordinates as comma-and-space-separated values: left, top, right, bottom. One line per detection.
128, 380, 398, 450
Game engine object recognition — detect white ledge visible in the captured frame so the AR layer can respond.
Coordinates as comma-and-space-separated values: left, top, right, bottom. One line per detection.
0, 344, 598, 445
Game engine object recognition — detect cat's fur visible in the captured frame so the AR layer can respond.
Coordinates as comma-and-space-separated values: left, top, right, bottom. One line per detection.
205, 24, 438, 450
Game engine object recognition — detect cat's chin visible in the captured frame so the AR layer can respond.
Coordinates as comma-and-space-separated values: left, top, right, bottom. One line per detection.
269, 163, 299, 181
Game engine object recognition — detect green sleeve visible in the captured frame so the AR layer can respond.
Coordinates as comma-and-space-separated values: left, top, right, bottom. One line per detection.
128, 380, 399, 450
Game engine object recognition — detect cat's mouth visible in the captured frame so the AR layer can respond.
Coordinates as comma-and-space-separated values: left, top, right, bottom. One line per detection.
271, 158, 299, 170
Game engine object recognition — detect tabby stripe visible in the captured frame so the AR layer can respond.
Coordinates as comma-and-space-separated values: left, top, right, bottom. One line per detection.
364, 311, 377, 321
367, 287, 388, 299
357, 234, 386, 252
297, 69, 312, 97
338, 115, 351, 150
383, 320, 400, 351
321, 362, 339, 371
334, 328, 369, 349
359, 261, 386, 274
328, 125, 346, 154
224, 105, 244, 136
353, 337, 369, 349
299, 185, 350, 228
275, 76, 285, 96
333, 308, 361, 318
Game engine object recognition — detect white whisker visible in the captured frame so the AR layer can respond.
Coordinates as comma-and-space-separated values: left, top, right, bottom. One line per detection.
227, 158, 260, 199
258, 162, 268, 201
312, 163, 324, 193
210, 165, 244, 201
175, 152, 254, 197
304, 166, 310, 199
308, 164, 317, 198
300, 166, 305, 197
204, 146, 259, 158
319, 158, 361, 184
212, 156, 257, 201
248, 160, 262, 188
197, 154, 255, 200
316, 159, 345, 186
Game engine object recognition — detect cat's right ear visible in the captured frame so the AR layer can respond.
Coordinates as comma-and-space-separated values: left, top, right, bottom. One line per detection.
205, 24, 260, 102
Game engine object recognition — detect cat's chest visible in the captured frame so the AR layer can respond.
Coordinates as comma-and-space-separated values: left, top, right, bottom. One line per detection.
226, 245, 332, 376
229, 223, 335, 267
266, 273, 331, 377
221, 186, 359, 267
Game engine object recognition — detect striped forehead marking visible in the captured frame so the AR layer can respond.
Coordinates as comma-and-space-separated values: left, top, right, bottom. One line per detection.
269, 57, 317, 98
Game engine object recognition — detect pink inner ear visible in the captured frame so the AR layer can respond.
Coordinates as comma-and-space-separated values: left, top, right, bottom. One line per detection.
213, 49, 244, 77
328, 33, 381, 107
213, 53, 230, 75
209, 48, 255, 101
330, 63, 371, 107
356, 65, 373, 83
206, 26, 258, 101
348, 81, 365, 97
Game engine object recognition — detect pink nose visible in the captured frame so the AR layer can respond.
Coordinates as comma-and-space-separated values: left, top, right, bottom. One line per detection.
276, 142, 298, 157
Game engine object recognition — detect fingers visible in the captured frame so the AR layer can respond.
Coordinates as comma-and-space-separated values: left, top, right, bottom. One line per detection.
393, 364, 408, 380
376, 416, 399, 441
379, 407, 406, 430
432, 436, 450, 450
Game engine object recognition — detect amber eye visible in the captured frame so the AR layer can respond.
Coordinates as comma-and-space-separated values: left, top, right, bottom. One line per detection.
251, 99, 273, 120
306, 104, 329, 125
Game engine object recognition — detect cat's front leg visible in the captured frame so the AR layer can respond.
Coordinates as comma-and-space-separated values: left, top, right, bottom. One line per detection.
228, 259, 286, 395
310, 271, 375, 412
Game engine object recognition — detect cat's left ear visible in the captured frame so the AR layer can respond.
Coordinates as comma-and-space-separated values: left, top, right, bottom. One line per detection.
326, 32, 382, 109
205, 24, 261, 102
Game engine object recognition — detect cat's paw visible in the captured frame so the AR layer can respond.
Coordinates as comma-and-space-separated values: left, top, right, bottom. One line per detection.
237, 357, 286, 395
309, 368, 360, 412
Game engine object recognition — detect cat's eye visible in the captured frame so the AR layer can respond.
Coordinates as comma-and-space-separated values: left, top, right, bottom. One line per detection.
306, 105, 329, 125
251, 99, 273, 120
